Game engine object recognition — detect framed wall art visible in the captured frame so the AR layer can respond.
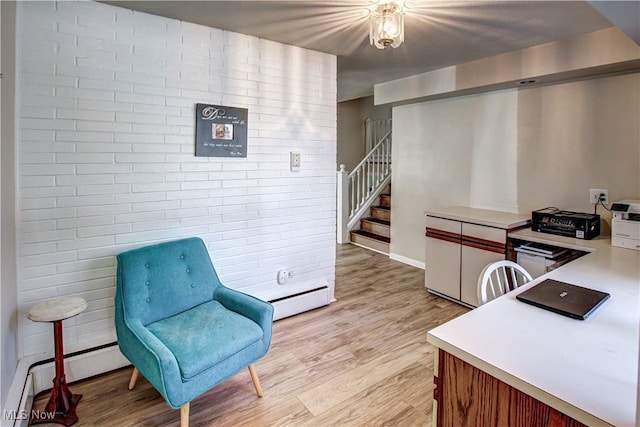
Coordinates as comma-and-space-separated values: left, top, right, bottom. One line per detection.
195, 103, 248, 157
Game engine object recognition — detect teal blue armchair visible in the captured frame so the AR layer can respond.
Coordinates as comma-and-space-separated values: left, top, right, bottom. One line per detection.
115, 237, 274, 427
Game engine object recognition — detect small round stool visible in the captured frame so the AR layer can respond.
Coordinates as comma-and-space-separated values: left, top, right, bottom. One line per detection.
28, 297, 87, 426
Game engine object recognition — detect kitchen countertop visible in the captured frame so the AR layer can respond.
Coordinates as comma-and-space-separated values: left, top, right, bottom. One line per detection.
427, 230, 640, 426
425, 206, 530, 229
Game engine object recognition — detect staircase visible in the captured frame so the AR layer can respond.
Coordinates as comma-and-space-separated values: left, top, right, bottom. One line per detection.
336, 118, 392, 252
350, 192, 391, 254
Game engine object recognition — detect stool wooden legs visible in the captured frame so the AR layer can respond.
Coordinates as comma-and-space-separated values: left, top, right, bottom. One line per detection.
31, 320, 82, 426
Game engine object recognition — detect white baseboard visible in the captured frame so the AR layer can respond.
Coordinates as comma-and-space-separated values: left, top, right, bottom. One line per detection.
389, 252, 425, 270
271, 286, 330, 320
2, 354, 38, 427
14, 373, 32, 427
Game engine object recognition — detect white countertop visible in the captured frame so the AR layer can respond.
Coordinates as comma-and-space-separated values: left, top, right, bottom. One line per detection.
427, 231, 640, 427
425, 206, 530, 229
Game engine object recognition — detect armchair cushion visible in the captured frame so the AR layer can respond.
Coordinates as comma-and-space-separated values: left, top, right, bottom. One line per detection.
147, 300, 263, 380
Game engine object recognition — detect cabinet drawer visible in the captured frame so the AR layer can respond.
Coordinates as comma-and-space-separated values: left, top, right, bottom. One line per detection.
426, 216, 461, 234
462, 223, 506, 244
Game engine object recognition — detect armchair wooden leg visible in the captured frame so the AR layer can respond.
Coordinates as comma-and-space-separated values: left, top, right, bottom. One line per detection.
247, 364, 263, 397
128, 367, 139, 390
180, 403, 189, 427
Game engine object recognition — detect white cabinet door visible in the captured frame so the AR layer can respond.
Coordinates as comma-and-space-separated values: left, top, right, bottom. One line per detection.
426, 236, 461, 299
460, 245, 504, 307
425, 217, 462, 300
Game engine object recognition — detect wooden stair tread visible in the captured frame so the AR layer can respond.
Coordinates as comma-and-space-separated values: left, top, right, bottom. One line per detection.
350, 230, 391, 243
373, 205, 390, 211
361, 217, 390, 227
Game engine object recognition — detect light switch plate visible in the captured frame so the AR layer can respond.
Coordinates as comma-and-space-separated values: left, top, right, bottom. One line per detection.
290, 151, 300, 171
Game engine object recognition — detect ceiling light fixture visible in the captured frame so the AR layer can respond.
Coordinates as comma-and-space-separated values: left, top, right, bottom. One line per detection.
369, 0, 405, 49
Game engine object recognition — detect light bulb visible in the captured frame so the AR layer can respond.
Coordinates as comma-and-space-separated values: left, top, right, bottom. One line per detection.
383, 19, 399, 37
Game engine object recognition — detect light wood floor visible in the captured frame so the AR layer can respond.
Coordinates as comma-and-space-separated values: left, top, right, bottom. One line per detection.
34, 244, 469, 426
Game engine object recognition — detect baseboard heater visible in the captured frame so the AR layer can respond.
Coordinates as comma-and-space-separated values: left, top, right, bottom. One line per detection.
268, 286, 330, 320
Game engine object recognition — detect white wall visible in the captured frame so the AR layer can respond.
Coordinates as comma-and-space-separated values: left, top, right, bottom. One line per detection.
336, 100, 363, 172
391, 90, 518, 264
516, 75, 640, 214
16, 1, 337, 359
360, 95, 391, 122
337, 96, 391, 172
391, 73, 640, 266
1, 0, 18, 410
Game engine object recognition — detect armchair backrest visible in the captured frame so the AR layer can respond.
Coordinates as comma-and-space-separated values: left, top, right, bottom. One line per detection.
116, 237, 222, 326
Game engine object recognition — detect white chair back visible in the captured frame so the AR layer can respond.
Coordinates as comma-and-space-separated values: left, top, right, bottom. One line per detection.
477, 260, 533, 306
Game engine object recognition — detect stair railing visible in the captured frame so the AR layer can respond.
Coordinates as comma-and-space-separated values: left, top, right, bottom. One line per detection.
337, 130, 392, 244
365, 118, 392, 153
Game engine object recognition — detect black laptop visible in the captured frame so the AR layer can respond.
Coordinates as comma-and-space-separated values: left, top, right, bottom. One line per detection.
516, 279, 610, 320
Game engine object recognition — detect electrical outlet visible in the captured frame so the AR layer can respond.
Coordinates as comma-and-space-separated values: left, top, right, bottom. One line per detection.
589, 188, 608, 204
277, 269, 289, 285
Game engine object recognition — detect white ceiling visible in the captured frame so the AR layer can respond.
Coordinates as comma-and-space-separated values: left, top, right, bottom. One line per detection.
101, 1, 621, 101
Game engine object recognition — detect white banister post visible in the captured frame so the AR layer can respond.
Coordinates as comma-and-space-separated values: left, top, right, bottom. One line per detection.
364, 118, 371, 153
337, 164, 350, 244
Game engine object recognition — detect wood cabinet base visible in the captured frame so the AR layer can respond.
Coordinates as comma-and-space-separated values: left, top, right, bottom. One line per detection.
434, 350, 586, 427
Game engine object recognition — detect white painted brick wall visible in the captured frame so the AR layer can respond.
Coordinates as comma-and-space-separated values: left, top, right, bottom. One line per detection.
17, 1, 337, 358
